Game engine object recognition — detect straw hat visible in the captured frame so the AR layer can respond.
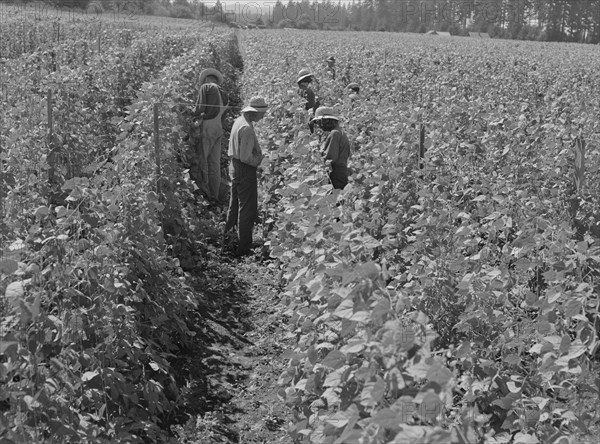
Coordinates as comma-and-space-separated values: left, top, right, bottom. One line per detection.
297, 68, 313, 84
313, 106, 339, 121
241, 96, 268, 113
199, 68, 223, 84
326, 56, 335, 63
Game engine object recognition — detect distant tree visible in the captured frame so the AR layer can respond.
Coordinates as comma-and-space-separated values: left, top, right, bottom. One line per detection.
141, 1, 170, 17
296, 13, 316, 29
169, 0, 195, 19
338, 2, 350, 30
375, 0, 389, 31
361, 0, 375, 30
212, 0, 227, 22
272, 0, 285, 25
349, 0, 362, 30
222, 0, 600, 44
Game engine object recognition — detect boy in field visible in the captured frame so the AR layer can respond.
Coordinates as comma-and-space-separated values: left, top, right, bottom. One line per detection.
297, 68, 319, 112
313, 106, 351, 190
326, 56, 336, 80
297, 69, 321, 133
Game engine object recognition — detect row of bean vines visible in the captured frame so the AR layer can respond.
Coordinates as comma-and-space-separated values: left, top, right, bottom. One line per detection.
2, 20, 202, 222
240, 29, 600, 443
1, 15, 243, 442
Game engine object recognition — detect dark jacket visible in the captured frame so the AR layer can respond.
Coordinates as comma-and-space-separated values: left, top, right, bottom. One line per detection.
298, 87, 318, 112
195, 83, 228, 120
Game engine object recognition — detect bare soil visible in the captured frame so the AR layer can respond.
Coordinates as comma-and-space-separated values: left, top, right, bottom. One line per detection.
171, 206, 292, 444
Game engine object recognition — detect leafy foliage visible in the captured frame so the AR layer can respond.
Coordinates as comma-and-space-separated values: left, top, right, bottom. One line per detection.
239, 30, 600, 443
2, 19, 600, 444
1, 19, 244, 442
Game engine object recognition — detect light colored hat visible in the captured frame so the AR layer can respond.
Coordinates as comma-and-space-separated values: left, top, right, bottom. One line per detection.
326, 56, 335, 62
199, 68, 223, 84
313, 106, 339, 121
241, 96, 268, 113
346, 82, 360, 93
297, 68, 313, 84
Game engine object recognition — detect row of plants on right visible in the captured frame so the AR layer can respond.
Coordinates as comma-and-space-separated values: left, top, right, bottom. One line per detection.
239, 29, 600, 443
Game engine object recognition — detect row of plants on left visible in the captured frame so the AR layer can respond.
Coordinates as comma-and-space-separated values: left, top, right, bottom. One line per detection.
0, 26, 244, 442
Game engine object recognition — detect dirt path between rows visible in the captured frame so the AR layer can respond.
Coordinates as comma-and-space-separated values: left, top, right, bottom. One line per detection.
171, 208, 292, 443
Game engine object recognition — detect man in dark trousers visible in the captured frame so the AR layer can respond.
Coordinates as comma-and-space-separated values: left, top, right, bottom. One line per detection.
224, 97, 268, 257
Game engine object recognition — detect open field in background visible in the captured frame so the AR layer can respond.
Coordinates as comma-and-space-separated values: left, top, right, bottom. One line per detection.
1, 6, 600, 443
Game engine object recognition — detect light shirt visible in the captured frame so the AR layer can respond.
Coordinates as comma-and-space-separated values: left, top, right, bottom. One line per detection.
228, 115, 263, 167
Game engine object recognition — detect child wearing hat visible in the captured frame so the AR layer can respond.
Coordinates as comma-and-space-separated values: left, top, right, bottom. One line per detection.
313, 106, 351, 190
326, 56, 336, 80
297, 68, 320, 113
297, 69, 320, 133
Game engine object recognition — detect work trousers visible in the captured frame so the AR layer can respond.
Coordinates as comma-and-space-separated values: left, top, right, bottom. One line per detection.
199, 117, 223, 201
329, 164, 349, 190
225, 159, 258, 255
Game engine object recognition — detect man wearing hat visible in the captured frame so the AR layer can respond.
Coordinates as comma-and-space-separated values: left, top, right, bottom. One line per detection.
224, 96, 268, 257
192, 68, 229, 203
313, 106, 351, 190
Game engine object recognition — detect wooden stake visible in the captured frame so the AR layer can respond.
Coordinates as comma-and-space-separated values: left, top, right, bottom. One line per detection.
0, 95, 3, 216
573, 135, 585, 194
47, 90, 53, 138
419, 119, 426, 169
153, 103, 161, 178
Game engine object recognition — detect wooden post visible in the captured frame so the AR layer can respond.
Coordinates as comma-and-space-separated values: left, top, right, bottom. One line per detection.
0, 96, 3, 216
153, 103, 161, 178
573, 135, 585, 194
47, 90, 53, 139
418, 117, 426, 170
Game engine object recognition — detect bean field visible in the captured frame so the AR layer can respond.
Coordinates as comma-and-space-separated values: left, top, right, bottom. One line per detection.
1, 8, 600, 444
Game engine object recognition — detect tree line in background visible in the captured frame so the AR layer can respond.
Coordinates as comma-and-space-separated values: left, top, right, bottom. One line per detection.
267, 0, 600, 42
3, 1, 600, 43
